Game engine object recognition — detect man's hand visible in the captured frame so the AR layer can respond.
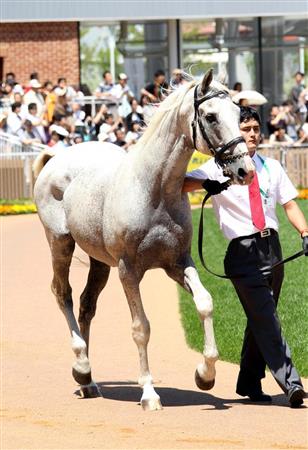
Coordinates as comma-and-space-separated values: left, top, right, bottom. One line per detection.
302, 235, 308, 256
202, 179, 230, 195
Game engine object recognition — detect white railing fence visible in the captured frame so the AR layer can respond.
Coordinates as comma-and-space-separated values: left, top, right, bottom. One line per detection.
259, 144, 308, 188
0, 133, 46, 199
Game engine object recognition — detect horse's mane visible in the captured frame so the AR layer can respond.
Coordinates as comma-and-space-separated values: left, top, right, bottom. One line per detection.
136, 75, 229, 148
137, 81, 195, 147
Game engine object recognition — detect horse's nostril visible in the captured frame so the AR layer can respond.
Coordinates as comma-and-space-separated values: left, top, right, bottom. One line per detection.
238, 168, 246, 178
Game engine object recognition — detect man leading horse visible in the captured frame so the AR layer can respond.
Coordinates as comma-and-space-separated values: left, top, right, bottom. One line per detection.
184, 106, 307, 408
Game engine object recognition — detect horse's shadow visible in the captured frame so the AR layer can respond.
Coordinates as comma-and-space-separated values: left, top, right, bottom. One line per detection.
74, 381, 302, 410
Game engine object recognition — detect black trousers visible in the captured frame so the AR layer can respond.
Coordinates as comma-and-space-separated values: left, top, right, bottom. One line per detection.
224, 230, 303, 394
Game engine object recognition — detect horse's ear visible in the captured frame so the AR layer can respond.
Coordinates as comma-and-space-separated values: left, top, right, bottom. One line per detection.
200, 68, 213, 95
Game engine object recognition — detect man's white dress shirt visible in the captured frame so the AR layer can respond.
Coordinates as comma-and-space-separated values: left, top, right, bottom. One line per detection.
187, 152, 298, 240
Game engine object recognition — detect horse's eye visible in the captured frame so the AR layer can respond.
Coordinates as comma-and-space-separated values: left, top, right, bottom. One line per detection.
206, 114, 217, 123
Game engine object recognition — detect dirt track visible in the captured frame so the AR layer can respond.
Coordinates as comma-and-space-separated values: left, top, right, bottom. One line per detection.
1, 214, 307, 449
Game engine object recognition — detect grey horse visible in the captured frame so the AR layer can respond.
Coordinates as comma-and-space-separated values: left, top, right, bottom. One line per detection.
34, 70, 255, 410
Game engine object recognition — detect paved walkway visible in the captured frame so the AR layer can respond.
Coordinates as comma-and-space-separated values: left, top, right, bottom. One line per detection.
1, 214, 307, 449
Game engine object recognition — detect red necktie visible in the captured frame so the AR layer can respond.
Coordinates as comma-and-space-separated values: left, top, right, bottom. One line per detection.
248, 173, 265, 230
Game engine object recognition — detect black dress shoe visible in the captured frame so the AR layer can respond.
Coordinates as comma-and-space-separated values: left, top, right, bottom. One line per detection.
237, 387, 272, 402
288, 386, 305, 408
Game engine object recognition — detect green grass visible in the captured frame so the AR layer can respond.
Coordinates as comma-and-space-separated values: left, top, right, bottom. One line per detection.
178, 200, 308, 376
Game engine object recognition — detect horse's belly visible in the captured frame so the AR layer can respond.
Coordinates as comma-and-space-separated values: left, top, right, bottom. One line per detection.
74, 237, 118, 267
66, 211, 118, 267
129, 218, 191, 270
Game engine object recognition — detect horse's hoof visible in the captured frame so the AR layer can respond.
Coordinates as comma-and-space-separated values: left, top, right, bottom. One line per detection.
72, 367, 92, 386
80, 382, 102, 398
195, 369, 215, 391
141, 398, 163, 411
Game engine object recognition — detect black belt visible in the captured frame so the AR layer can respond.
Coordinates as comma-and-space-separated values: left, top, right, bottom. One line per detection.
233, 228, 277, 242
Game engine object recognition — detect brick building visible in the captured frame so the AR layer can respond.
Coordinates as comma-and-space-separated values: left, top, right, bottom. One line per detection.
0, 22, 80, 87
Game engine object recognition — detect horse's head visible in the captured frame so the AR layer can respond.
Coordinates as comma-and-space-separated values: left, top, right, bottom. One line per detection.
185, 69, 255, 185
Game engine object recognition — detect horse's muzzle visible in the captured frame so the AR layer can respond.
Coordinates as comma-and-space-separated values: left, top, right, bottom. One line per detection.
238, 167, 255, 185
222, 153, 255, 185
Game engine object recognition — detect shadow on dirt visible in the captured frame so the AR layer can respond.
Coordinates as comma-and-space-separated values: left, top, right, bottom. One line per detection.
74, 381, 302, 410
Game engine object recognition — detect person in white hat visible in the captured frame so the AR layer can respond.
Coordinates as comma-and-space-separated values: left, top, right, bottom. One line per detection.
57, 77, 76, 101
49, 124, 70, 151
23, 79, 45, 117
111, 73, 135, 118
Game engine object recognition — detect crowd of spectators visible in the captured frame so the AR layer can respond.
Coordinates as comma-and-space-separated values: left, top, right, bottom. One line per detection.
262, 71, 308, 145
0, 69, 178, 152
230, 72, 308, 146
0, 68, 307, 152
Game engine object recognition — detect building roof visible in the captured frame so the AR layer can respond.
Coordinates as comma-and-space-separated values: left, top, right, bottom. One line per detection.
2, 0, 308, 22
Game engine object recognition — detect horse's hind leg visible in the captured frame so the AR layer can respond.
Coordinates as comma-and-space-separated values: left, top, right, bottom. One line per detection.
118, 259, 162, 411
46, 231, 98, 397
166, 256, 218, 391
77, 257, 110, 396
79, 257, 110, 350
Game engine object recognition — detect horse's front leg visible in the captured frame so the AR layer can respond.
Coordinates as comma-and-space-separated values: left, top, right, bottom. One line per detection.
167, 257, 219, 390
118, 259, 162, 411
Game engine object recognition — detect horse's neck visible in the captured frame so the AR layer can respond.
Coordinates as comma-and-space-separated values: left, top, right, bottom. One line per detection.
131, 120, 193, 200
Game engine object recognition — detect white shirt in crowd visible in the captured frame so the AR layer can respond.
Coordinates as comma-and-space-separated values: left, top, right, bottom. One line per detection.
6, 112, 23, 137
187, 152, 298, 240
269, 133, 293, 145
98, 122, 116, 143
111, 83, 135, 117
125, 130, 140, 144
25, 113, 47, 143
23, 89, 45, 117
52, 140, 69, 152
72, 109, 86, 126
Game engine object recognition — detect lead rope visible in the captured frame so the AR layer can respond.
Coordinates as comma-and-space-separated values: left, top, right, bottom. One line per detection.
198, 193, 305, 280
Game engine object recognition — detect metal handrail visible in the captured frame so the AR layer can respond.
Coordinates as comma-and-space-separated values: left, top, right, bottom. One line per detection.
69, 95, 121, 117
259, 143, 308, 149
0, 132, 46, 154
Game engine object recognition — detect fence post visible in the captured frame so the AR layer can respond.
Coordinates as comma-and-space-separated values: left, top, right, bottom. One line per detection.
280, 146, 287, 172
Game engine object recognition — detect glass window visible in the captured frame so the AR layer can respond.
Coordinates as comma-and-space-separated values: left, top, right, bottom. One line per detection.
181, 16, 307, 136
80, 24, 122, 94
117, 21, 168, 97
261, 16, 307, 104
181, 18, 258, 89
80, 21, 168, 98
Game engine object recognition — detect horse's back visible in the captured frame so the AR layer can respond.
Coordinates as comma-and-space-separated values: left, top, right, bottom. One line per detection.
36, 141, 126, 182
34, 141, 126, 236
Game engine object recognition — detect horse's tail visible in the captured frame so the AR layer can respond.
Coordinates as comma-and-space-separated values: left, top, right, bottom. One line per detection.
33, 148, 56, 179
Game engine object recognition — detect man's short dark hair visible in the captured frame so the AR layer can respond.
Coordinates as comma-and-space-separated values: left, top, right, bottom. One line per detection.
43, 80, 53, 88
11, 102, 22, 112
6, 72, 15, 80
239, 106, 261, 125
103, 71, 111, 79
53, 113, 66, 122
23, 119, 33, 128
154, 69, 165, 78
28, 103, 37, 111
